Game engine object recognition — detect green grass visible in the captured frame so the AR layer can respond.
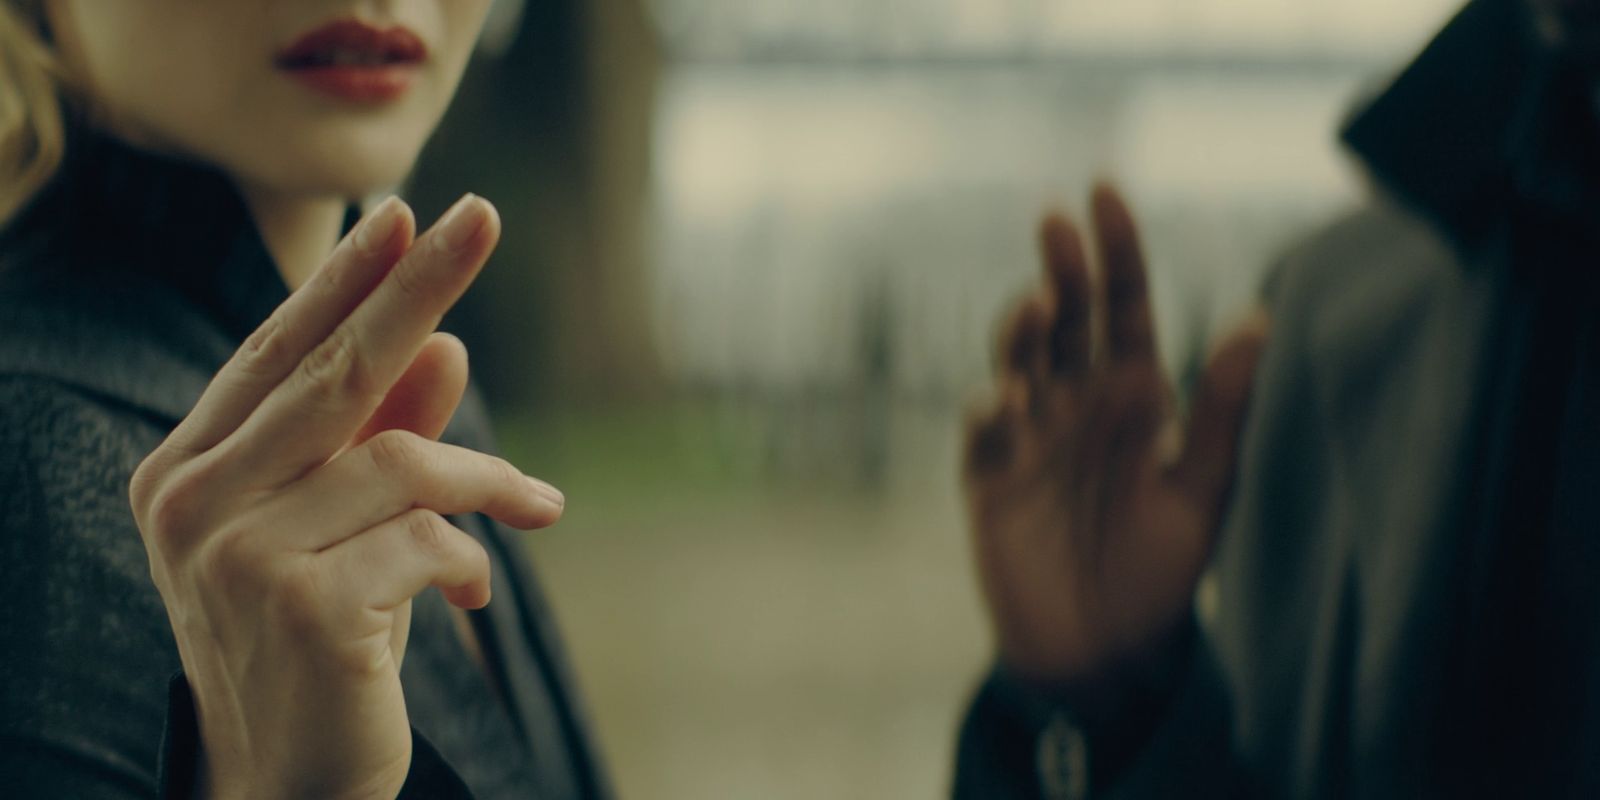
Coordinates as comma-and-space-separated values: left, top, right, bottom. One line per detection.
492, 399, 770, 524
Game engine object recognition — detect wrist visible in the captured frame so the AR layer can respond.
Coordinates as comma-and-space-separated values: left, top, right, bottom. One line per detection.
1002, 614, 1196, 730
997, 617, 1199, 793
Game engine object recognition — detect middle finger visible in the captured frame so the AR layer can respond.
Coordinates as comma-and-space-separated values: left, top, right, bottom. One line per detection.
1091, 183, 1159, 364
1039, 211, 1093, 377
229, 194, 500, 485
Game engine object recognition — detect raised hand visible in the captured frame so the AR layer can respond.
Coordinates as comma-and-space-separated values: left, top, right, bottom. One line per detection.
964, 184, 1268, 689
129, 195, 564, 799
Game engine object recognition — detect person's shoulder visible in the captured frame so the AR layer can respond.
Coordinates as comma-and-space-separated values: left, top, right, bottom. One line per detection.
1265, 197, 1463, 319
0, 374, 162, 528
0, 375, 164, 587
1260, 198, 1483, 369
0, 248, 229, 424
0, 239, 189, 333
1254, 195, 1502, 445
0, 373, 178, 780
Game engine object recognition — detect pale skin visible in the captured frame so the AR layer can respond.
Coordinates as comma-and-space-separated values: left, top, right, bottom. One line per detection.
43, 0, 531, 797
43, 0, 496, 283
130, 194, 564, 799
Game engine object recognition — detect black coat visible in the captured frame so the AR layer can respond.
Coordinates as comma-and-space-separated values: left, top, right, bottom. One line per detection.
0, 130, 610, 798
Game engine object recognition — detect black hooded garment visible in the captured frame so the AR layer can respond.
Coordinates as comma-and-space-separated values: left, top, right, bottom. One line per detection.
0, 126, 611, 799
956, 1, 1600, 797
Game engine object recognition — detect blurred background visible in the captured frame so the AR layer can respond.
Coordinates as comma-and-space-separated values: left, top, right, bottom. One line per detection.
408, 1, 1462, 797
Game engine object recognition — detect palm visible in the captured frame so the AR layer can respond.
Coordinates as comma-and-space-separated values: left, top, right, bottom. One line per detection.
964, 185, 1267, 683
969, 392, 1213, 678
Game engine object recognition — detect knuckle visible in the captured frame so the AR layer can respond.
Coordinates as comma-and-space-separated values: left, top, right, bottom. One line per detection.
139, 466, 208, 546
128, 454, 164, 521
135, 450, 239, 558
130, 442, 201, 524
446, 526, 490, 583
389, 258, 430, 301
145, 557, 174, 599
143, 488, 191, 544
366, 429, 430, 476
297, 328, 379, 403
488, 456, 524, 490
235, 311, 287, 375
402, 510, 453, 559
464, 538, 490, 579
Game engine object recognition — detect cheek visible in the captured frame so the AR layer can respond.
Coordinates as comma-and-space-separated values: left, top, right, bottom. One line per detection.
436, 0, 494, 74
63, 0, 489, 197
67, 6, 257, 152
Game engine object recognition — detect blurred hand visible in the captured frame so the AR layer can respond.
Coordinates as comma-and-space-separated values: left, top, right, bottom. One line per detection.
129, 195, 565, 799
964, 184, 1268, 689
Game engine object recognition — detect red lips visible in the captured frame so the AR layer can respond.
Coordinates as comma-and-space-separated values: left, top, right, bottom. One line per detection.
274, 19, 427, 104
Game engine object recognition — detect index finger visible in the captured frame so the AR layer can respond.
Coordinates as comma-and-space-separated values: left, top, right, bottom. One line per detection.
228, 194, 501, 485
164, 196, 415, 456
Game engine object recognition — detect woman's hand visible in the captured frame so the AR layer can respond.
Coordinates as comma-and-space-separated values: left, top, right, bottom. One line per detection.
964, 184, 1268, 690
129, 195, 564, 800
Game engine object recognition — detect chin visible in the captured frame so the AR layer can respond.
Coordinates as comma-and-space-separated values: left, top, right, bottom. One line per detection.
292, 159, 414, 200
235, 136, 425, 201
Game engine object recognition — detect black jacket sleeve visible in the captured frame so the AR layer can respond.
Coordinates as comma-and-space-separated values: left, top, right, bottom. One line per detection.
953, 626, 1244, 799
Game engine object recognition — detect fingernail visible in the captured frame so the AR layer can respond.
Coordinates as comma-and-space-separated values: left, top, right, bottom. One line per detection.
354, 196, 404, 255
435, 194, 487, 253
528, 477, 565, 508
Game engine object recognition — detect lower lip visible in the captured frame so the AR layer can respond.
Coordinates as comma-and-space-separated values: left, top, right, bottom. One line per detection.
281, 64, 418, 103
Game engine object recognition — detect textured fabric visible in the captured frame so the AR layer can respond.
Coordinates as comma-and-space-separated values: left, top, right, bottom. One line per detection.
954, 0, 1600, 797
0, 126, 609, 798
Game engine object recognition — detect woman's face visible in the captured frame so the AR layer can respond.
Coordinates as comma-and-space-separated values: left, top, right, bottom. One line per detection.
46, 0, 493, 198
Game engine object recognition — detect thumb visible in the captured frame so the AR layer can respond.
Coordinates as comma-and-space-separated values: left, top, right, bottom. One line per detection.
1169, 308, 1270, 523
352, 332, 470, 445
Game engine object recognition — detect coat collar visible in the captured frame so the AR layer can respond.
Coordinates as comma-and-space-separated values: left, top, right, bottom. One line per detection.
1342, 0, 1600, 249
0, 126, 352, 424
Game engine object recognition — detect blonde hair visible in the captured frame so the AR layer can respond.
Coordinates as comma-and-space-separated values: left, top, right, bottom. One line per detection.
0, 0, 65, 226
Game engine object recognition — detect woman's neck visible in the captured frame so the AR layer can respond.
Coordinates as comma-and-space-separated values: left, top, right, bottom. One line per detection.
236, 184, 349, 291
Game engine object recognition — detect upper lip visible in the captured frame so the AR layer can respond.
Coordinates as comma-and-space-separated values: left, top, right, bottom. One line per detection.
274, 18, 426, 69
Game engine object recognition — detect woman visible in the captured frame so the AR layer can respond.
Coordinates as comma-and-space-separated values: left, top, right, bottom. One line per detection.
0, 1, 608, 797
0, 1, 1275, 798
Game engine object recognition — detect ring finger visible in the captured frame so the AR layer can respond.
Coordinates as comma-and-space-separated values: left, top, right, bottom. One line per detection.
258, 430, 563, 552
315, 508, 493, 613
